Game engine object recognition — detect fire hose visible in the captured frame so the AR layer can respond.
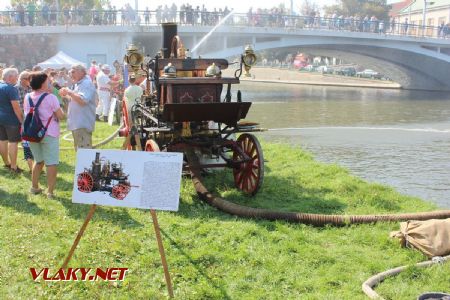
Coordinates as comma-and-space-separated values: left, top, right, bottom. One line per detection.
186, 150, 450, 226
362, 255, 450, 299
58, 126, 123, 150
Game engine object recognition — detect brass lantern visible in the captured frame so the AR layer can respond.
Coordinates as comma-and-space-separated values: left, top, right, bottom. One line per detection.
124, 44, 143, 73
242, 45, 257, 77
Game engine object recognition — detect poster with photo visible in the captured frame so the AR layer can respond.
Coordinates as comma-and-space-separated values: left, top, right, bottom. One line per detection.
72, 149, 183, 211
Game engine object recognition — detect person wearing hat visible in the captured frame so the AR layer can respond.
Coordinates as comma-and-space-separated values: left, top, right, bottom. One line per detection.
95, 64, 117, 122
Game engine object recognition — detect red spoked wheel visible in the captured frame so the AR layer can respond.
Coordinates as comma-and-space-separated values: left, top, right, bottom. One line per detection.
77, 172, 94, 193
232, 133, 264, 196
111, 184, 130, 200
145, 139, 160, 152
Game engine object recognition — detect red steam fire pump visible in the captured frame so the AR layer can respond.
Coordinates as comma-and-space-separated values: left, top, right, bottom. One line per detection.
77, 152, 133, 200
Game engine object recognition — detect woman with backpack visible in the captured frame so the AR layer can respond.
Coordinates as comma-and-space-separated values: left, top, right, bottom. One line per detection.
24, 72, 64, 199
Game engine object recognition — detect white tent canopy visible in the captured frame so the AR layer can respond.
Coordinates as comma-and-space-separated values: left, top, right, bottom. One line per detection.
37, 51, 85, 69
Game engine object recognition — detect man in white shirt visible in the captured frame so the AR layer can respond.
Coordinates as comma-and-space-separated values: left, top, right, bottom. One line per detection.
124, 75, 143, 127
95, 64, 116, 122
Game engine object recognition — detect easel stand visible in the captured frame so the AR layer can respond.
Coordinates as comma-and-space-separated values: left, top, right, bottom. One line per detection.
61, 204, 174, 298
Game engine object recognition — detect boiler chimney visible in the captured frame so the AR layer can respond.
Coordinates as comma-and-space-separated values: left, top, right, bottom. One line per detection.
162, 23, 177, 59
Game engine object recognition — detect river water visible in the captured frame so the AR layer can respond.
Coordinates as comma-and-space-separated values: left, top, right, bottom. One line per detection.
239, 81, 450, 208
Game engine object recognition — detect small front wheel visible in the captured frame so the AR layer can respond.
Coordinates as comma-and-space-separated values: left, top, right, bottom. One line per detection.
111, 184, 130, 200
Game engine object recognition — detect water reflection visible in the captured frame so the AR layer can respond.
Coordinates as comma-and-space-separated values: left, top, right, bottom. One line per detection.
238, 82, 450, 208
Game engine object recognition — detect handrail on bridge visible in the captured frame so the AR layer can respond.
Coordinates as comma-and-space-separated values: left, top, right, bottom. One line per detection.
0, 10, 449, 40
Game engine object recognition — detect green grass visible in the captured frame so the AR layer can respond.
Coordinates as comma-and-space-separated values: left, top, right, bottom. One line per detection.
1, 121, 449, 299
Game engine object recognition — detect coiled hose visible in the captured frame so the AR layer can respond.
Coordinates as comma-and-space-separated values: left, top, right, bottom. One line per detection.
362, 255, 450, 299
186, 151, 450, 226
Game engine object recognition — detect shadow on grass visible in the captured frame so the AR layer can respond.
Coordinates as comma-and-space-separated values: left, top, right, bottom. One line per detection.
57, 160, 75, 175
0, 188, 43, 215
54, 197, 144, 229
160, 228, 232, 300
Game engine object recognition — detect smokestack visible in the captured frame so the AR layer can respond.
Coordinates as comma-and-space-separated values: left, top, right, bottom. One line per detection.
95, 152, 100, 163
162, 23, 177, 59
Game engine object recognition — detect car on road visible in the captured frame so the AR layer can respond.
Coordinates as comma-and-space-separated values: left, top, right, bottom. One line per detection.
356, 69, 383, 79
302, 64, 317, 72
335, 67, 356, 76
316, 65, 334, 74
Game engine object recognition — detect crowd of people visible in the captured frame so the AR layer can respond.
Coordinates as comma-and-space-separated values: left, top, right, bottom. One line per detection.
0, 59, 147, 199
0, 3, 234, 27
1, 2, 449, 38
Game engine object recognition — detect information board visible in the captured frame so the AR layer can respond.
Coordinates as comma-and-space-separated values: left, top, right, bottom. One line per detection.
72, 149, 183, 211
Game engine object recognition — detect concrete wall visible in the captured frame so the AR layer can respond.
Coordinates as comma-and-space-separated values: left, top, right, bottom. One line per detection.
57, 32, 133, 67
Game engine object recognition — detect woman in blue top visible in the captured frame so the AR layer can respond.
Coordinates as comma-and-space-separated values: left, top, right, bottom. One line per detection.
0, 68, 23, 174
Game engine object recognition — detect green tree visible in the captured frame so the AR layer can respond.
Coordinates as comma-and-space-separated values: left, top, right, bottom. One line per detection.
324, 0, 390, 21
10, 0, 107, 9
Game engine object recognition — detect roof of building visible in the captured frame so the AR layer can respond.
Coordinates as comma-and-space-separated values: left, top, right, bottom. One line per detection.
399, 0, 450, 14
390, 0, 413, 17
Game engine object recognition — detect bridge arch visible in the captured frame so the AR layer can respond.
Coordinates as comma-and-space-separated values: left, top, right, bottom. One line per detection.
202, 33, 450, 91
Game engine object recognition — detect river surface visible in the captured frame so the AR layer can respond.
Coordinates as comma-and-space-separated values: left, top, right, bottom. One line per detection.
238, 82, 450, 208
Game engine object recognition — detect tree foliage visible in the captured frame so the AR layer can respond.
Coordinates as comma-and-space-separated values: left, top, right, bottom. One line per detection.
324, 0, 390, 21
9, 0, 107, 9
298, 0, 319, 16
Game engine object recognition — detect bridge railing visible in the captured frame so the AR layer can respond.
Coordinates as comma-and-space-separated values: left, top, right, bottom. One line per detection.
0, 9, 448, 39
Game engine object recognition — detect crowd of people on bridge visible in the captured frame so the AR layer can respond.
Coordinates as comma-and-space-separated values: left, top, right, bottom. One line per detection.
0, 2, 235, 27
1, 1, 449, 39
0, 59, 148, 198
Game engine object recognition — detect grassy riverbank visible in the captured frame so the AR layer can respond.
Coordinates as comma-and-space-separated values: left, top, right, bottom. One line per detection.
1, 122, 448, 299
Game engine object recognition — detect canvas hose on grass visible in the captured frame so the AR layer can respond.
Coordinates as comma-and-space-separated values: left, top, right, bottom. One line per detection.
186, 150, 450, 226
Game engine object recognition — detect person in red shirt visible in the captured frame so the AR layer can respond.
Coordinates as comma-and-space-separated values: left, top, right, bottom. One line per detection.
88, 60, 99, 82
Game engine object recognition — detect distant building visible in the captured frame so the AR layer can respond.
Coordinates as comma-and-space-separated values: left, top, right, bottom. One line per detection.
397, 0, 450, 37
389, 0, 413, 17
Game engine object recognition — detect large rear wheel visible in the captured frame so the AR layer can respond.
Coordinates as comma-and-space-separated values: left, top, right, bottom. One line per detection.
145, 139, 160, 152
233, 133, 264, 196
77, 172, 94, 193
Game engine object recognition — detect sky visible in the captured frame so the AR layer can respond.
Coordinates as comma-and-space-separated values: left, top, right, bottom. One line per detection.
0, 0, 339, 12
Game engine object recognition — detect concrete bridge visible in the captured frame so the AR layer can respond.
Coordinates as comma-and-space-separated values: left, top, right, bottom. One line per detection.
2, 24, 450, 90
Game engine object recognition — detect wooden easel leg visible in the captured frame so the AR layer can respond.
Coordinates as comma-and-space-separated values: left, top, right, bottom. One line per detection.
134, 134, 142, 151
122, 135, 131, 150
61, 204, 97, 269
150, 209, 174, 298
